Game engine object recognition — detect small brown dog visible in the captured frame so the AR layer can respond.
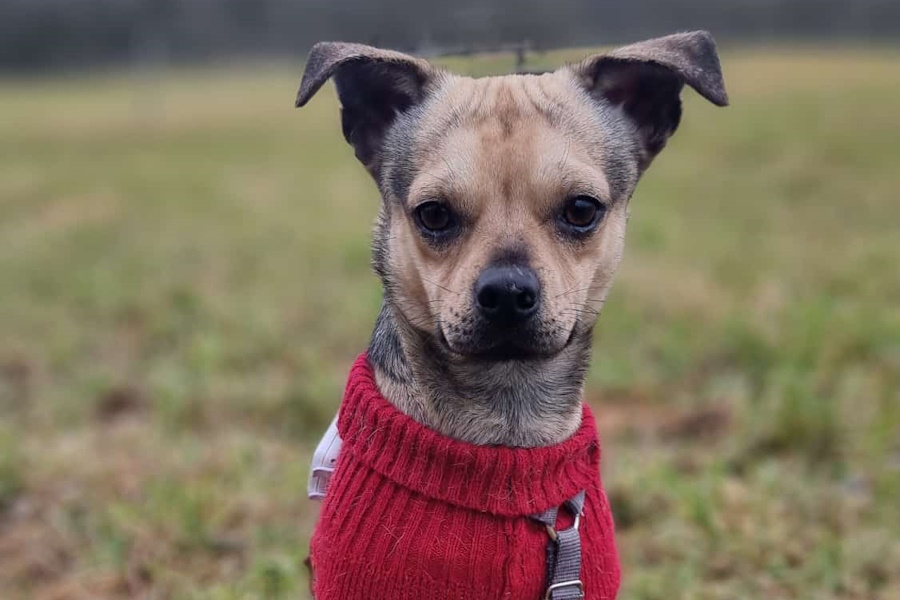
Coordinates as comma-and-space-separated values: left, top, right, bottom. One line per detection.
297, 31, 727, 448
297, 32, 728, 599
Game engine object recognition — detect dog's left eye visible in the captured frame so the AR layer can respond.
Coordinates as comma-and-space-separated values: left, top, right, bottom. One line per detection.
561, 196, 606, 231
414, 201, 456, 234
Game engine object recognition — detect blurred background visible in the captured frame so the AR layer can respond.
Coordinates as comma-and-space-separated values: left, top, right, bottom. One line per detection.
1, 1, 898, 599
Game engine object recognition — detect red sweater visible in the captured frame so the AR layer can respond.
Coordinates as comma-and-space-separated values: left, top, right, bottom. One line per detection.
310, 355, 620, 599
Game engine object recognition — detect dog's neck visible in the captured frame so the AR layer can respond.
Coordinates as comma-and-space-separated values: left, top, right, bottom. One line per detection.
367, 303, 591, 447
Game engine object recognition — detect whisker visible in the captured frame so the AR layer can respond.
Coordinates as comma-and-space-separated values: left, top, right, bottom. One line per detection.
554, 283, 606, 299
440, 156, 458, 181
421, 277, 460, 295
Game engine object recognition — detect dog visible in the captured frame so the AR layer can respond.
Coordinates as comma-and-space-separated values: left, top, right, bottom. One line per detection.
296, 31, 727, 600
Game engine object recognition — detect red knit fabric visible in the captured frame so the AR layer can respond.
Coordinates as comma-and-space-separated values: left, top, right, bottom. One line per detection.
310, 354, 620, 599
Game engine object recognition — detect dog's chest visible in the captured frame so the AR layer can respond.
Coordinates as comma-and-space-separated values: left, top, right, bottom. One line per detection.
310, 451, 620, 599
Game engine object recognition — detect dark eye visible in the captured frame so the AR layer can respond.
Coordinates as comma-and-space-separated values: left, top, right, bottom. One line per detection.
561, 196, 605, 231
414, 201, 455, 234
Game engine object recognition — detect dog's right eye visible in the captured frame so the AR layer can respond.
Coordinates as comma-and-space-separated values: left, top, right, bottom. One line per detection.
558, 195, 607, 238
414, 201, 456, 235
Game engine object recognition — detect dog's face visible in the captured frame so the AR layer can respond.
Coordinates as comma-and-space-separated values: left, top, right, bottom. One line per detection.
298, 33, 727, 362
377, 77, 635, 361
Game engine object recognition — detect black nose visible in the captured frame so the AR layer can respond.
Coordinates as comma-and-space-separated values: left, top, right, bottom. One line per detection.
474, 265, 541, 324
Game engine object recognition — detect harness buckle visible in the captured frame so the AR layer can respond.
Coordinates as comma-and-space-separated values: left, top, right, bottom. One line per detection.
544, 579, 584, 599
544, 513, 580, 542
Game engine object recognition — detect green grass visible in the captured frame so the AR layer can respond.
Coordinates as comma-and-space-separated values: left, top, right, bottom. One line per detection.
1, 47, 898, 599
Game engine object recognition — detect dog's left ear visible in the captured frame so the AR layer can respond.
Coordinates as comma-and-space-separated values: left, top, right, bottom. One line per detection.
296, 42, 438, 176
573, 31, 728, 167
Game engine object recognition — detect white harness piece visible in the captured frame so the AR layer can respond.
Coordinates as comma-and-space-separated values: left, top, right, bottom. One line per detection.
307, 415, 342, 500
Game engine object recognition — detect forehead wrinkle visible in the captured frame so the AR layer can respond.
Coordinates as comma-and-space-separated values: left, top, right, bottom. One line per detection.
428, 78, 486, 134
535, 75, 571, 113
519, 77, 561, 126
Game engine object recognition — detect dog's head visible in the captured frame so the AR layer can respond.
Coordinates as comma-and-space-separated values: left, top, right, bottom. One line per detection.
297, 33, 727, 363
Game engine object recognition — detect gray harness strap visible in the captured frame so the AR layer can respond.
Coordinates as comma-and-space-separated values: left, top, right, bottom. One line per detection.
531, 490, 586, 600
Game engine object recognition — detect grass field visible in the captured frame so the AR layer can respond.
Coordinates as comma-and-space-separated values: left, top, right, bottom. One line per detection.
1, 47, 899, 599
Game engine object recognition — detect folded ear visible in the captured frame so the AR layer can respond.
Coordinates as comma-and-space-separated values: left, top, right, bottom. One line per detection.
573, 31, 728, 166
296, 42, 437, 175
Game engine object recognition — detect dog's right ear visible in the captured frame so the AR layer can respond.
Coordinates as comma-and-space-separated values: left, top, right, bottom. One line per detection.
572, 31, 728, 169
296, 42, 437, 176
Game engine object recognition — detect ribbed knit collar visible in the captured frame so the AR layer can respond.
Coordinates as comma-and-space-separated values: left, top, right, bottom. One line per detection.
337, 354, 602, 517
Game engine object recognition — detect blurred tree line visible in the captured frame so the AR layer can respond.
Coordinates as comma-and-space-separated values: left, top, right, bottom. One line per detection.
1, 0, 898, 72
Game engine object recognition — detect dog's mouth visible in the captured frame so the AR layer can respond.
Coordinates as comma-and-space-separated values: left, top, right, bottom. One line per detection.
467, 343, 550, 362
436, 325, 576, 363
